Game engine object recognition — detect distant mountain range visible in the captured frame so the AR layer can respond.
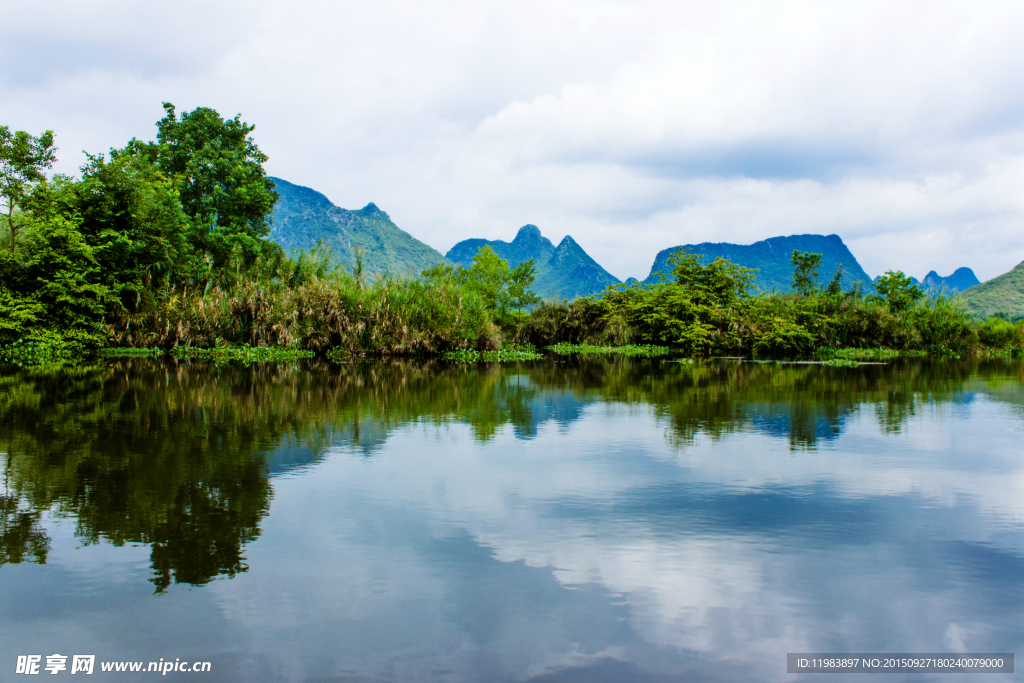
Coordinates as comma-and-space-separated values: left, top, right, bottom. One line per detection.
446, 225, 620, 300
268, 179, 1021, 317
642, 234, 874, 293
921, 268, 980, 293
959, 262, 1024, 321
268, 178, 446, 278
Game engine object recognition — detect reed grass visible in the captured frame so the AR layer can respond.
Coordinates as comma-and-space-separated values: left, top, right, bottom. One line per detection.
102, 267, 496, 357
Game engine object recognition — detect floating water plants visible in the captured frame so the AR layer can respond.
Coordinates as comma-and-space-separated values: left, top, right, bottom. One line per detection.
170, 344, 315, 363
0, 339, 73, 367
546, 343, 671, 357
443, 343, 543, 362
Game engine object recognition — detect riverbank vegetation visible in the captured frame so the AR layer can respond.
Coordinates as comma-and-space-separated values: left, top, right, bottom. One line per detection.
2, 107, 1021, 363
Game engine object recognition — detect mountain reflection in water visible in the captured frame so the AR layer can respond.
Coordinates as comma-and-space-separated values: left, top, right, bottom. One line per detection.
1, 357, 1022, 682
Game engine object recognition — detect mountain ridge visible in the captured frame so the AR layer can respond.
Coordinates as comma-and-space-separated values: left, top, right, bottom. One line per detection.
642, 234, 874, 293
446, 225, 620, 300
268, 178, 447, 278
959, 262, 1024, 321
921, 267, 980, 293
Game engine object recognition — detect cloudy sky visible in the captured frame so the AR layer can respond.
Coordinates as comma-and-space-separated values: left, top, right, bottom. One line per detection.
3, 0, 1023, 281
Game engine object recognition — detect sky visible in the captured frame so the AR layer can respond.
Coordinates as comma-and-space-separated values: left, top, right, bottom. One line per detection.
2, 0, 1023, 282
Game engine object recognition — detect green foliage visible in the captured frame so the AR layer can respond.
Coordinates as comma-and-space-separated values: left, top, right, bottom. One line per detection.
0, 126, 57, 253
169, 343, 314, 364
98, 347, 165, 358
959, 260, 1024, 322
0, 110, 987, 362
0, 339, 74, 367
872, 270, 924, 313
667, 249, 757, 306
977, 317, 1022, 349
0, 214, 109, 345
442, 342, 542, 362
791, 250, 823, 296
424, 245, 540, 328
547, 343, 670, 357
599, 249, 758, 354
74, 148, 192, 310
824, 264, 844, 297
814, 347, 927, 361
514, 298, 631, 348
151, 103, 279, 270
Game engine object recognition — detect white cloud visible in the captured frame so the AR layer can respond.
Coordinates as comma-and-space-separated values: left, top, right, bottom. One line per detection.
3, 0, 1024, 280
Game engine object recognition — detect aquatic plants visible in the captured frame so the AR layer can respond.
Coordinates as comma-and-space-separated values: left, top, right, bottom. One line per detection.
0, 339, 73, 367
97, 347, 164, 358
814, 347, 927, 361
821, 359, 860, 367
443, 343, 542, 362
547, 342, 671, 357
169, 343, 314, 364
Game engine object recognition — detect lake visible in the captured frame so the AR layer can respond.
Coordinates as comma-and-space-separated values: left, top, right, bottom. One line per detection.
1, 357, 1022, 682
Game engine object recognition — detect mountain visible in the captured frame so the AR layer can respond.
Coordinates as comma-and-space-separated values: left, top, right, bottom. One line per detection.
959, 261, 1024, 321
446, 225, 621, 300
642, 234, 874, 293
921, 268, 980, 293
268, 178, 447, 278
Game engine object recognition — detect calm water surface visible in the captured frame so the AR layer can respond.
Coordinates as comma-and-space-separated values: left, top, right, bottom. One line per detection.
1, 358, 1023, 682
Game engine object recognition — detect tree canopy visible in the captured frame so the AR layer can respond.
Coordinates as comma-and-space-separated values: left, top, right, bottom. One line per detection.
423, 246, 540, 326
791, 250, 822, 296
0, 126, 57, 254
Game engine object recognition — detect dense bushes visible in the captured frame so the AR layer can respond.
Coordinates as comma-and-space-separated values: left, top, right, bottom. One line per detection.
508, 251, 992, 358
976, 317, 1022, 349
95, 252, 495, 355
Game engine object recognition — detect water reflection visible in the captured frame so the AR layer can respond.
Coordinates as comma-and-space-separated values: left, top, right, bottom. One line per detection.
0, 357, 1022, 681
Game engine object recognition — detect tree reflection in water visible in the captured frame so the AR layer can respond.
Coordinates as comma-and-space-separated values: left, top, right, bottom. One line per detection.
1, 356, 1019, 591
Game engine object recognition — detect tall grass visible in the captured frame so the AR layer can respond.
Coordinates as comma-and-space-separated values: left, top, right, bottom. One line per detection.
102, 266, 497, 356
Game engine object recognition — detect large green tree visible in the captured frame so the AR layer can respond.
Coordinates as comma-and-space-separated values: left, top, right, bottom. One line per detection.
873, 270, 924, 313
791, 250, 822, 296
147, 103, 280, 270
0, 126, 57, 254
74, 146, 191, 312
423, 246, 540, 326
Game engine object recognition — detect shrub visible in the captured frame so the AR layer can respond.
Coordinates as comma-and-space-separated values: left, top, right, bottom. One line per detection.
977, 317, 1022, 348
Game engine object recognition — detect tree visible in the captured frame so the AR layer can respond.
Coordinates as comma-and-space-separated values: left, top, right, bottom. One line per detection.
508, 259, 541, 319
459, 246, 512, 320
791, 250, 822, 296
872, 270, 924, 313
423, 246, 541, 326
73, 147, 192, 312
0, 127, 57, 254
147, 103, 279, 270
824, 264, 844, 298
669, 249, 756, 307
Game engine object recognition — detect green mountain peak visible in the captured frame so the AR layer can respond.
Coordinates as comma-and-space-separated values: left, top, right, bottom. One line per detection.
960, 261, 1024, 321
268, 178, 447, 278
643, 234, 874, 293
446, 225, 620, 300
